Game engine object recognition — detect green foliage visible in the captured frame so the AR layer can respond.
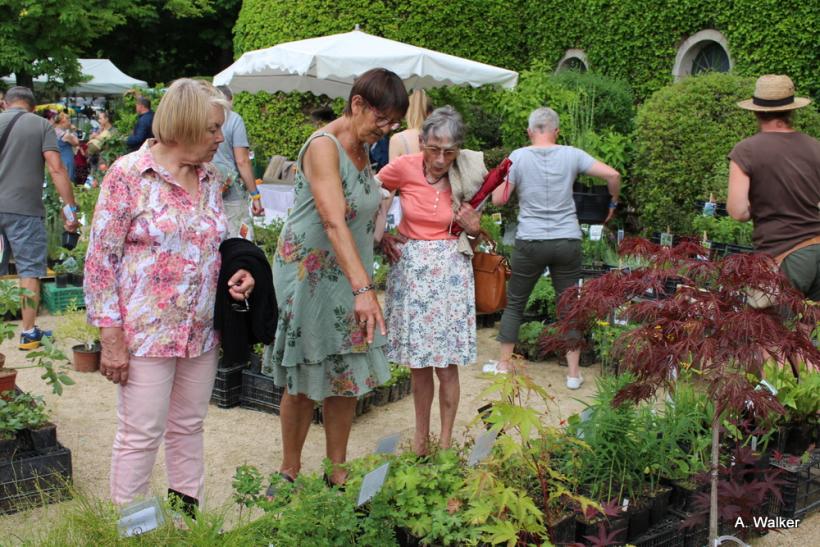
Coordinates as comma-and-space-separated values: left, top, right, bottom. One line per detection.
55, 305, 100, 349
589, 320, 639, 371
232, 91, 323, 161
0, 281, 32, 344
763, 361, 820, 425
522, 0, 820, 101
21, 338, 76, 396
525, 277, 556, 319
691, 214, 753, 246
566, 374, 645, 502
0, 1, 214, 90
552, 70, 635, 133
85, 0, 240, 86
234, 0, 524, 71
427, 86, 506, 151
0, 391, 50, 439
254, 219, 285, 261
632, 72, 820, 234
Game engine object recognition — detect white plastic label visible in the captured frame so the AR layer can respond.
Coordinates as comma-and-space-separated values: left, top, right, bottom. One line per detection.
589, 225, 604, 241
357, 463, 390, 506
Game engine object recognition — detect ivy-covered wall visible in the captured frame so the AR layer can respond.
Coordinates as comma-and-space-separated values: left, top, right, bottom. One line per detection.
235, 0, 819, 102
234, 0, 525, 72
523, 0, 819, 101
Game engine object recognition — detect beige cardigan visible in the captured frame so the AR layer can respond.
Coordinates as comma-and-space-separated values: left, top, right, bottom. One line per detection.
448, 149, 488, 256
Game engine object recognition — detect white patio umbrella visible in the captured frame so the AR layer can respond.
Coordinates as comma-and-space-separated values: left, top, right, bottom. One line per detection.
213, 29, 518, 97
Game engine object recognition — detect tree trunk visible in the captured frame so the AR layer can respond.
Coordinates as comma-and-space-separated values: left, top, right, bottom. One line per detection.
15, 69, 34, 90
709, 416, 720, 545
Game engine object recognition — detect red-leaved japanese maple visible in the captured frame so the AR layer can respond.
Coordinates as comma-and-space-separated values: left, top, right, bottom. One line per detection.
539, 237, 820, 542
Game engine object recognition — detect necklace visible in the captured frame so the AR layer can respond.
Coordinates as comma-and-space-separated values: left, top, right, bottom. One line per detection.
423, 162, 447, 185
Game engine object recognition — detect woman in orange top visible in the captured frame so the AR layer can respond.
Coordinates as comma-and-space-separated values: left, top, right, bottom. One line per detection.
377, 106, 482, 455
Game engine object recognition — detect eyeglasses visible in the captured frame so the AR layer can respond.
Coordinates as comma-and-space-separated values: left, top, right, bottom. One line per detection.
364, 101, 401, 131
422, 145, 459, 159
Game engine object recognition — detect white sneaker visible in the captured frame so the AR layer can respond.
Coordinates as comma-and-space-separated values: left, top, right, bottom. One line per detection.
566, 376, 584, 390
482, 360, 509, 374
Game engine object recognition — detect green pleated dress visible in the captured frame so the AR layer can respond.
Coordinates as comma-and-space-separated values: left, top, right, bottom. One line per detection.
261, 132, 391, 401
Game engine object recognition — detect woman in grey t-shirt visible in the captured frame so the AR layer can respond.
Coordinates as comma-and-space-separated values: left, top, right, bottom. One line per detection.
485, 107, 621, 389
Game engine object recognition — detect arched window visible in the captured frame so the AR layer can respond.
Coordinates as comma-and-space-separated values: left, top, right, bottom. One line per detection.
556, 49, 589, 73
673, 30, 732, 80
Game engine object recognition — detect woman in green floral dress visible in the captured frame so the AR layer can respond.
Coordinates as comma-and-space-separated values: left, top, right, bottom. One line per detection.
263, 69, 408, 486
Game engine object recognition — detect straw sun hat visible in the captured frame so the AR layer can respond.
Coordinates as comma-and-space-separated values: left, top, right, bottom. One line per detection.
737, 74, 811, 112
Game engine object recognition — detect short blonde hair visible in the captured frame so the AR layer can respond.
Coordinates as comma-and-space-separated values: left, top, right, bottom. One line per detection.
152, 79, 230, 146
406, 89, 430, 130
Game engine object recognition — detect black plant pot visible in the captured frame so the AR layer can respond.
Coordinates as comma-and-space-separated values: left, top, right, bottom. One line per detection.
649, 486, 672, 526
572, 182, 611, 224
60, 230, 79, 250
388, 384, 401, 402
70, 273, 84, 287
0, 436, 18, 461
28, 423, 58, 452
55, 273, 70, 288
372, 386, 390, 406
576, 514, 628, 545
627, 501, 652, 540
546, 512, 576, 545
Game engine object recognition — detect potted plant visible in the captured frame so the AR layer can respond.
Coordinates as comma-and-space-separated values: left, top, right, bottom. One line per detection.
52, 262, 71, 289
55, 307, 101, 372
763, 361, 820, 454
0, 391, 54, 458
540, 237, 820, 543
524, 276, 556, 322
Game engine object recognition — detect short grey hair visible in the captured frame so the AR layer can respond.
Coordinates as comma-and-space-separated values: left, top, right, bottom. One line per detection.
528, 107, 559, 133
5, 86, 35, 108
421, 105, 465, 147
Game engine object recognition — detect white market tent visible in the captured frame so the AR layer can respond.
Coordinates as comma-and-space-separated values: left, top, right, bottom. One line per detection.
213, 29, 518, 97
2, 59, 147, 95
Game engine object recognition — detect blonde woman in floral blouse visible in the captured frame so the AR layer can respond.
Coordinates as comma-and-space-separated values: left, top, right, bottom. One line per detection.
262, 69, 408, 488
84, 79, 255, 512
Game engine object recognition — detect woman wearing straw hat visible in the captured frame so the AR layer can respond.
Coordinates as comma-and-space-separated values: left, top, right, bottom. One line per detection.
728, 74, 820, 300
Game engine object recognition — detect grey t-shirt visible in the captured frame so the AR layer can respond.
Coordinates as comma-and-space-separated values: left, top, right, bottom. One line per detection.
212, 111, 250, 202
0, 108, 58, 217
509, 145, 595, 240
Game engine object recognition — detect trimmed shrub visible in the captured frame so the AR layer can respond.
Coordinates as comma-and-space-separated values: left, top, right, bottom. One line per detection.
631, 73, 820, 234
232, 91, 342, 162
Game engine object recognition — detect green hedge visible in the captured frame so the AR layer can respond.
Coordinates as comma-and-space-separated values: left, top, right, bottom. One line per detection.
632, 72, 820, 234
523, 0, 820, 101
234, 0, 525, 71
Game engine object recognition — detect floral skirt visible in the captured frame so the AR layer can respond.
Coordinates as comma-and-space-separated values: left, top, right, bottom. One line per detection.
266, 346, 391, 402
385, 239, 476, 368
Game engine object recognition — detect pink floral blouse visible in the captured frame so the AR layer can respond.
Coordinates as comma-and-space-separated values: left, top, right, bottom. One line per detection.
84, 140, 228, 358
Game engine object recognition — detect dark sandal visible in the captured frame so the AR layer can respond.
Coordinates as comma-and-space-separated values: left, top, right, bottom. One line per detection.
323, 472, 346, 491
265, 472, 295, 500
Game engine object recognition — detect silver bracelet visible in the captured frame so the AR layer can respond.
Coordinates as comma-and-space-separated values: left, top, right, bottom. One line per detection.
352, 284, 375, 296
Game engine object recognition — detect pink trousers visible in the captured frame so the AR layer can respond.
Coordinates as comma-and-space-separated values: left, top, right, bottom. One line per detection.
110, 348, 218, 505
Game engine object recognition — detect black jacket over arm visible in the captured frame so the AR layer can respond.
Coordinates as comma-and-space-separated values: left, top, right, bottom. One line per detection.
214, 238, 277, 365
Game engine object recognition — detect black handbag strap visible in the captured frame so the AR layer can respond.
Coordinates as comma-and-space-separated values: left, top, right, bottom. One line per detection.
0, 111, 25, 158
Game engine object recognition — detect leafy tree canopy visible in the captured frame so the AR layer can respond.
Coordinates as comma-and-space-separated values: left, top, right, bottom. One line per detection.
0, 0, 216, 89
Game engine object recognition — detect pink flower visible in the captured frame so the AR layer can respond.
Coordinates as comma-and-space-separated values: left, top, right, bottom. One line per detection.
303, 252, 322, 273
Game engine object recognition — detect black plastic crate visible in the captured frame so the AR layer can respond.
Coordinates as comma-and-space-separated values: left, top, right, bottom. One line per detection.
631, 517, 684, 547
240, 369, 284, 415
213, 362, 247, 391
0, 444, 72, 515
211, 384, 243, 409
768, 451, 820, 519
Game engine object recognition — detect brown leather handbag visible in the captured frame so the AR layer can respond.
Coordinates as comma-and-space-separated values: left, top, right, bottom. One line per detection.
472, 230, 511, 314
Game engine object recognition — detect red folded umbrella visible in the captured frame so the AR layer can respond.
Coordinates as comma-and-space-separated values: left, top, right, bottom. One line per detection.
450, 157, 512, 236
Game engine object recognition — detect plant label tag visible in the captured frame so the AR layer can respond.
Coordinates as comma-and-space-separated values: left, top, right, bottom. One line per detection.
579, 408, 593, 422
702, 201, 716, 217
617, 228, 624, 244
542, 267, 550, 277
751, 436, 758, 452
375, 433, 401, 454
621, 498, 630, 511
468, 428, 499, 466
589, 225, 603, 241
756, 379, 777, 396
660, 232, 673, 247
118, 497, 164, 537
491, 212, 502, 225
357, 463, 390, 507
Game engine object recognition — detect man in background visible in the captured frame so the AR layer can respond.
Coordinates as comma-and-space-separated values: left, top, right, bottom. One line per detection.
214, 85, 263, 238
0, 86, 79, 349
126, 96, 153, 152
